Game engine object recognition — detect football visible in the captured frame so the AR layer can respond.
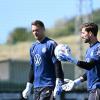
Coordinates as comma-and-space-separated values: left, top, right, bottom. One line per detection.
54, 44, 71, 60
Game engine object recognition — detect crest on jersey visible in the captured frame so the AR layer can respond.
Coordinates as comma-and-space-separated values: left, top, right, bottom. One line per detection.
42, 47, 46, 53
91, 45, 100, 57
34, 54, 42, 66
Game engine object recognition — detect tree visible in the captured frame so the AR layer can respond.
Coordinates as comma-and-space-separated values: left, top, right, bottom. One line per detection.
7, 27, 31, 44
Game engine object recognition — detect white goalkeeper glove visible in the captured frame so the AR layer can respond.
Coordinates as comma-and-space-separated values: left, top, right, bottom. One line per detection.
53, 78, 63, 98
62, 78, 82, 91
58, 52, 78, 65
22, 82, 33, 99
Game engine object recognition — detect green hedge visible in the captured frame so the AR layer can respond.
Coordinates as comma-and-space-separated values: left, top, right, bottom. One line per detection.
0, 81, 25, 92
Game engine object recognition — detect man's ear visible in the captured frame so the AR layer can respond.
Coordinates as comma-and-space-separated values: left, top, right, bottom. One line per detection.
89, 31, 93, 36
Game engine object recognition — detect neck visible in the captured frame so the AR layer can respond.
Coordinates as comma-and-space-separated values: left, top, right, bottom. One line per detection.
38, 36, 45, 42
89, 37, 98, 46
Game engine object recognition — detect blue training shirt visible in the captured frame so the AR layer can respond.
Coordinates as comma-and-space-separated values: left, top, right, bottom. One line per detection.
85, 41, 100, 90
30, 37, 58, 88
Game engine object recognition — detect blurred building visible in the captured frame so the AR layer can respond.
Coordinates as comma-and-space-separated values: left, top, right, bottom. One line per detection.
0, 59, 30, 84
0, 59, 88, 100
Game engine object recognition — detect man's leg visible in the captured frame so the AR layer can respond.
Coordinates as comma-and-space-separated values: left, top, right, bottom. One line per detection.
88, 89, 100, 100
33, 88, 41, 100
39, 87, 55, 100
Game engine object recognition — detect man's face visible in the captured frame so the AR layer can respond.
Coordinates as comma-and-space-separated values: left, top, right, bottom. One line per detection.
32, 25, 45, 41
81, 27, 91, 43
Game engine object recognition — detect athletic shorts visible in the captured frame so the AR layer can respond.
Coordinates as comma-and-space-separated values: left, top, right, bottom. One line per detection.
33, 86, 55, 100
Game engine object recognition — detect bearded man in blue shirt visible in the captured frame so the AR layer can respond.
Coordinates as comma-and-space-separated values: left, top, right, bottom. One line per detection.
59, 22, 100, 100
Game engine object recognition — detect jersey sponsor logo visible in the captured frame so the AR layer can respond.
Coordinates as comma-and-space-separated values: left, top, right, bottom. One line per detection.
34, 54, 42, 66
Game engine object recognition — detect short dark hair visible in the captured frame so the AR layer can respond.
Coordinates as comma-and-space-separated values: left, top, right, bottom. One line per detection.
31, 20, 45, 29
80, 22, 98, 36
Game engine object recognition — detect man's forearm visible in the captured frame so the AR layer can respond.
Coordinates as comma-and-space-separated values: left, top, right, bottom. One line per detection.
77, 60, 95, 70
28, 66, 34, 83
54, 60, 64, 80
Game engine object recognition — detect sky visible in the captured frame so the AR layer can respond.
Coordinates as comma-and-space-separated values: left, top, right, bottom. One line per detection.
0, 0, 100, 44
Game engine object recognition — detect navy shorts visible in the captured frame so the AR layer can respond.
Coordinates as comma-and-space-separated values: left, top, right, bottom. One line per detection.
33, 86, 55, 100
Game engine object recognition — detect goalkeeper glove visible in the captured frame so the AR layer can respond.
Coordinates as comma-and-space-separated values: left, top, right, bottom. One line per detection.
53, 78, 63, 98
62, 78, 82, 91
22, 82, 33, 99
59, 52, 78, 65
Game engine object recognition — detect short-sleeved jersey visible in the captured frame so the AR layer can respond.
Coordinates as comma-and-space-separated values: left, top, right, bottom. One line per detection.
30, 37, 58, 88
85, 41, 100, 90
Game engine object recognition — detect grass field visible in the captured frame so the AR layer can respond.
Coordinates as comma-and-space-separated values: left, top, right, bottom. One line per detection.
0, 34, 100, 61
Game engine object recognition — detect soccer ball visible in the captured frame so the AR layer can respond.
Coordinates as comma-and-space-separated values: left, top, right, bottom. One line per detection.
54, 44, 71, 60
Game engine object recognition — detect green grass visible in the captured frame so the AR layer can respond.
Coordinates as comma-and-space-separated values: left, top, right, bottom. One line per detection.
0, 42, 31, 60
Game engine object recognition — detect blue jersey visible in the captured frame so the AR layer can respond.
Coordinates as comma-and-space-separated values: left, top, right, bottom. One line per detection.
30, 37, 58, 88
85, 41, 100, 90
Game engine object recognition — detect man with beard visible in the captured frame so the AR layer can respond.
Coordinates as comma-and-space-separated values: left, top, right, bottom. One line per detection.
59, 22, 100, 100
